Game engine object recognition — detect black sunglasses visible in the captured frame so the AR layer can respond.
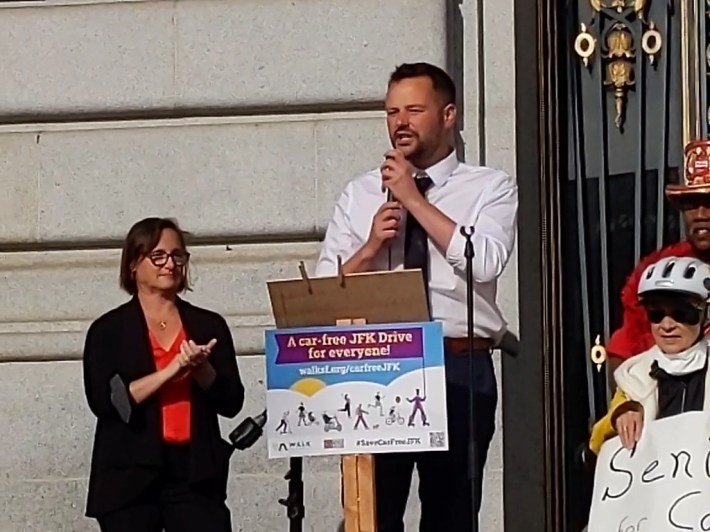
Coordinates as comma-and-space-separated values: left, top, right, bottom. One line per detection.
646, 304, 703, 326
148, 250, 190, 268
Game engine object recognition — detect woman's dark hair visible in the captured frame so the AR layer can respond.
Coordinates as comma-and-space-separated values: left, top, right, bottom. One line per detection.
119, 217, 191, 295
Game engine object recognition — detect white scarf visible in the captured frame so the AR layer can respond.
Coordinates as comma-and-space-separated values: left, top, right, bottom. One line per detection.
654, 337, 708, 376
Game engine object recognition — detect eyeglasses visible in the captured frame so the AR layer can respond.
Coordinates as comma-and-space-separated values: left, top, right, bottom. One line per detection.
646, 304, 703, 326
147, 250, 190, 268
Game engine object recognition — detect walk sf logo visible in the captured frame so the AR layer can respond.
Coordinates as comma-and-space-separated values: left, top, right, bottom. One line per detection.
273, 440, 312, 453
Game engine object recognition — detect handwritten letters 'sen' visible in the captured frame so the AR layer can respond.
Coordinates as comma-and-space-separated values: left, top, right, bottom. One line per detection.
589, 411, 710, 532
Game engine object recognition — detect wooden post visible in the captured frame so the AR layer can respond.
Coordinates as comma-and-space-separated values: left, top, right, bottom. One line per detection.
342, 454, 377, 532
337, 318, 377, 531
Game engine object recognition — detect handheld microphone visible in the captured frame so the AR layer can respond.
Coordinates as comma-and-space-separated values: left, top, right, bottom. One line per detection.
382, 152, 395, 202
381, 158, 396, 269
228, 409, 267, 451
385, 187, 394, 269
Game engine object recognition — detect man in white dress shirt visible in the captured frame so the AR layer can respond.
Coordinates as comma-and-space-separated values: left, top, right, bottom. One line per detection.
315, 62, 517, 531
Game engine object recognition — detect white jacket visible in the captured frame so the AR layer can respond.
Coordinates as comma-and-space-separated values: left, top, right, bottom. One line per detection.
613, 337, 710, 421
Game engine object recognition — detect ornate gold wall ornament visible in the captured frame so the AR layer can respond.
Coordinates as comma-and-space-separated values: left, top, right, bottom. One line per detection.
606, 24, 634, 58
590, 0, 648, 18
575, 0, 661, 130
574, 24, 596, 67
590, 335, 608, 373
642, 22, 662, 64
605, 56, 635, 128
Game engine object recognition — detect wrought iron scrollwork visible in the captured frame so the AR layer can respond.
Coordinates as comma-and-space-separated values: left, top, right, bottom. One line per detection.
574, 0, 663, 130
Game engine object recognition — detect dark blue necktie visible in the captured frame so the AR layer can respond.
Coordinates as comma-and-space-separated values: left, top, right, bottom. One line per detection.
404, 174, 433, 304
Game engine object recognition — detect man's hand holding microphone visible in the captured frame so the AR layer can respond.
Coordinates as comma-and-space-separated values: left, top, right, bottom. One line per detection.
363, 149, 421, 257
380, 149, 420, 206
341, 149, 422, 274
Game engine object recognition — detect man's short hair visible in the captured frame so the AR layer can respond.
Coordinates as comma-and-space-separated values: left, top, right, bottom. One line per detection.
388, 62, 456, 106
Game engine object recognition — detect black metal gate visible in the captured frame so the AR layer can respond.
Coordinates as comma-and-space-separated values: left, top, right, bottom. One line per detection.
509, 1, 710, 529
561, 0, 686, 528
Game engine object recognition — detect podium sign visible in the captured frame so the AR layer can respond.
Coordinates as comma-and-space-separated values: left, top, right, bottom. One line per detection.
266, 266, 441, 531
265, 321, 448, 458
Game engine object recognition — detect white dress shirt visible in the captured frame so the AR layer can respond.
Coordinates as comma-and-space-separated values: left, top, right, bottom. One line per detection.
315, 150, 518, 342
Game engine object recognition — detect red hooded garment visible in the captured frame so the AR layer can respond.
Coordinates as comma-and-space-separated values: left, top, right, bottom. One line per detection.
607, 241, 695, 360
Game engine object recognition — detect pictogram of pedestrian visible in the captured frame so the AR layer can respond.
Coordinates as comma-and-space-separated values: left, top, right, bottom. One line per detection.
354, 403, 370, 430
368, 392, 385, 416
338, 393, 352, 418
407, 389, 429, 427
275, 411, 291, 434
297, 402, 307, 427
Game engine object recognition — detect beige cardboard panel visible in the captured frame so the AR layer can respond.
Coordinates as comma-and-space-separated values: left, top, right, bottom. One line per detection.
268, 270, 429, 328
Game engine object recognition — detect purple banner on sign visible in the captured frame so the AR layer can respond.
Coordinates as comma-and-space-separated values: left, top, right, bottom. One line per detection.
274, 327, 424, 365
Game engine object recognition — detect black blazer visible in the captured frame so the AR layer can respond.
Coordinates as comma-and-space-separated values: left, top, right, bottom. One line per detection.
82, 297, 245, 517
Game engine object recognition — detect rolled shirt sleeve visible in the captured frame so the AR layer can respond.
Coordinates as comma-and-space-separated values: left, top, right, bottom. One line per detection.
444, 170, 518, 283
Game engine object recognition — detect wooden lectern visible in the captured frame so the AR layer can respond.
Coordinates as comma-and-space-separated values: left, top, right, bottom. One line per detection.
266, 261, 429, 532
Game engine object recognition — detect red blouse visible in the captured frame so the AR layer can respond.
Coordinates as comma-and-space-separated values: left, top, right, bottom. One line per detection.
150, 328, 191, 443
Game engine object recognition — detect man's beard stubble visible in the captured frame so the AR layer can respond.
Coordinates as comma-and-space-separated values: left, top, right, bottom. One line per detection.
391, 136, 434, 168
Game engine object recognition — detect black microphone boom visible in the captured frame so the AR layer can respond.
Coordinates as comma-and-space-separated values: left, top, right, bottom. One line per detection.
228, 409, 267, 451
228, 409, 305, 531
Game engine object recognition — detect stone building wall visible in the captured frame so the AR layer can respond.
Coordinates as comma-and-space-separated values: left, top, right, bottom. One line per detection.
0, 1, 516, 529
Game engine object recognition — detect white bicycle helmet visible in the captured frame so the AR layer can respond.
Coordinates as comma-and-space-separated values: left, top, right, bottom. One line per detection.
638, 256, 710, 299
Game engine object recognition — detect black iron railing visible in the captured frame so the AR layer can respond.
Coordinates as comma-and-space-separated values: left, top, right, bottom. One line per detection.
568, 0, 682, 422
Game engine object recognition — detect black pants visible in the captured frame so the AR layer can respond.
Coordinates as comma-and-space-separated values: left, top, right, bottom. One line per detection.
374, 349, 498, 532
97, 446, 232, 532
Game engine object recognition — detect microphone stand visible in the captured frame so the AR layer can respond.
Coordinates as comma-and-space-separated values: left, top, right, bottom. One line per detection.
228, 411, 304, 531
461, 226, 479, 532
279, 458, 305, 532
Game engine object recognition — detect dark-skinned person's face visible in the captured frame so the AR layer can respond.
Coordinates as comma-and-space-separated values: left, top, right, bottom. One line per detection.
680, 195, 710, 252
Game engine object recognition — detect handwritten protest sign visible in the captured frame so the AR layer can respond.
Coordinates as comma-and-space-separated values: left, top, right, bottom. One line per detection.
264, 321, 448, 459
588, 411, 710, 532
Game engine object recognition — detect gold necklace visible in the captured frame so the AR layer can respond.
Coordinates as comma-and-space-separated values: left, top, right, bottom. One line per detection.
159, 320, 167, 330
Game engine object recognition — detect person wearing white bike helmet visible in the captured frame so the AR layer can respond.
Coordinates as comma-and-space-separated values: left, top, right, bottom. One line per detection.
587, 256, 710, 456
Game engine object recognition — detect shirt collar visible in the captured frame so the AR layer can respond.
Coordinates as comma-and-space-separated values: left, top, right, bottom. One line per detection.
414, 148, 459, 188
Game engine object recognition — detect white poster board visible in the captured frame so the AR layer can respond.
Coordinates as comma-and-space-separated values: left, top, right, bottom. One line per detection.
264, 321, 449, 458
588, 411, 710, 532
